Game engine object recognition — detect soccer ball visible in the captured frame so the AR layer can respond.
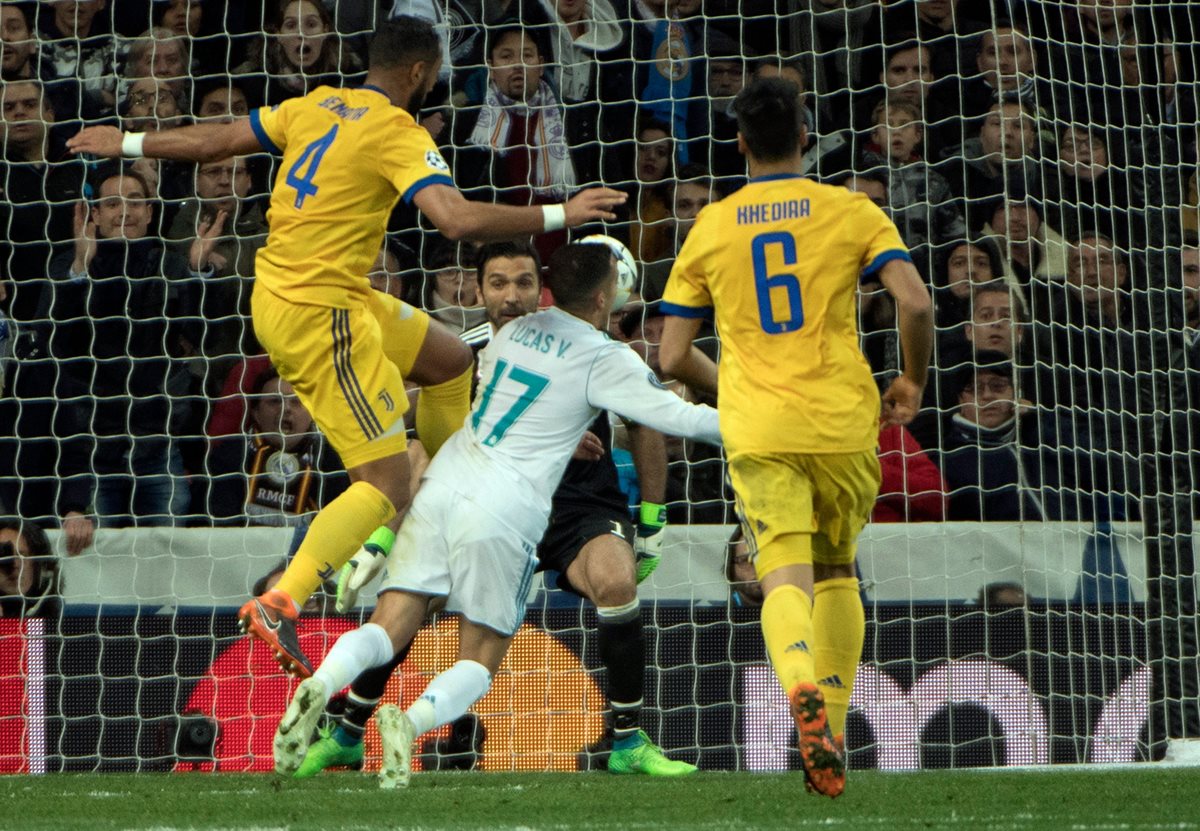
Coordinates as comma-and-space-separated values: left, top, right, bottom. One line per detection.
579, 234, 638, 312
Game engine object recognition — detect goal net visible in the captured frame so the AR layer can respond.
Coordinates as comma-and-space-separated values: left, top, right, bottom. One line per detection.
0, 0, 1197, 773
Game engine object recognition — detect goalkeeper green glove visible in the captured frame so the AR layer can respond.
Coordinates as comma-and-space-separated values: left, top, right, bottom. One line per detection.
634, 501, 666, 584
335, 525, 395, 614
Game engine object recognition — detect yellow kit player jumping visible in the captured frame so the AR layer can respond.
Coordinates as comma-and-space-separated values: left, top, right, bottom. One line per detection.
68, 16, 625, 677
659, 77, 933, 797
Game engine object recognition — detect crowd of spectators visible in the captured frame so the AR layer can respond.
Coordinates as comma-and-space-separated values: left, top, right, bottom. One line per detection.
1, 0, 1198, 542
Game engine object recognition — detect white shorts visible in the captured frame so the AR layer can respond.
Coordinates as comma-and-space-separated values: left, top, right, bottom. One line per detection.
380, 479, 540, 636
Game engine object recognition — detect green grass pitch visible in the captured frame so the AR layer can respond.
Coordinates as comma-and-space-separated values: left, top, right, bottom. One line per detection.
3, 768, 1199, 830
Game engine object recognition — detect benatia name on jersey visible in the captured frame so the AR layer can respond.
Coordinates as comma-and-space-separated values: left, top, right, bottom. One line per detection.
317, 95, 368, 121
508, 321, 573, 358
736, 198, 811, 225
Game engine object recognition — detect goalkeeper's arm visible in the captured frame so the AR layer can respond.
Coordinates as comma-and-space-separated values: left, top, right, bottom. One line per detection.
628, 422, 668, 584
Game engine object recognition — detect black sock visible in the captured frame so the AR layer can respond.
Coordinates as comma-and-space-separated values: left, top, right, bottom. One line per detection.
597, 609, 644, 740
339, 639, 413, 739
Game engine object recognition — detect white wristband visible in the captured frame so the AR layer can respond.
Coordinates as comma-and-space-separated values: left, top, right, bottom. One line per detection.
541, 204, 566, 232
121, 132, 146, 158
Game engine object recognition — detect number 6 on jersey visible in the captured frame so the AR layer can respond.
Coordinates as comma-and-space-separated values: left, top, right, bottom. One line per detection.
752, 231, 804, 334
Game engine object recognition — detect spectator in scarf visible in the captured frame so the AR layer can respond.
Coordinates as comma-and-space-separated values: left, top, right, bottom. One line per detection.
935, 352, 1090, 522
419, 240, 486, 337
197, 368, 348, 527
454, 25, 577, 261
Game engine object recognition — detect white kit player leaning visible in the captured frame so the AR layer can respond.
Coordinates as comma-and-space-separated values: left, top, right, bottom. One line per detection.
274, 244, 721, 786
382, 305, 722, 636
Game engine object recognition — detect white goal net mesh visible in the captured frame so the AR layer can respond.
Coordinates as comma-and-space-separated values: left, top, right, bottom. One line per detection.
0, 0, 1196, 772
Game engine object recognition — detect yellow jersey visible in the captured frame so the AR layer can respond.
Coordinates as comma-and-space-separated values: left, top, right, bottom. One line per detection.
662, 174, 910, 457
249, 85, 454, 307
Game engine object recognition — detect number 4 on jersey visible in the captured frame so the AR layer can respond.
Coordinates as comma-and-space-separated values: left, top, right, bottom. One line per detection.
286, 124, 339, 209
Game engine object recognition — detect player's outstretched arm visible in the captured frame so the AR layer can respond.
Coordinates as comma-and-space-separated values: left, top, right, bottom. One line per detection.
878, 258, 933, 426
659, 315, 718, 395
67, 120, 263, 164
413, 184, 626, 242
588, 346, 722, 446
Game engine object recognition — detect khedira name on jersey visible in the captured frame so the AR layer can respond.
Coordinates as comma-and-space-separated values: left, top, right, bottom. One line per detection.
736, 199, 811, 225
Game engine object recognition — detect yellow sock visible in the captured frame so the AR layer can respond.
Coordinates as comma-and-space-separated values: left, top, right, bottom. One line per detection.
811, 577, 865, 736
761, 584, 816, 695
275, 481, 395, 605
416, 366, 472, 456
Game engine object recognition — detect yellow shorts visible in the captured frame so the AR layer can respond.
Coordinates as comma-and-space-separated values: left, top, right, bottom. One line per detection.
728, 450, 880, 577
251, 285, 430, 468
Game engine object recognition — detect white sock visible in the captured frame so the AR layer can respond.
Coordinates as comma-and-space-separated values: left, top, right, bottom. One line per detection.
313, 622, 394, 701
405, 659, 492, 735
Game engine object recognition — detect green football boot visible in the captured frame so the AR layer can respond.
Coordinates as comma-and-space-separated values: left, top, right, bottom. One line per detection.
294, 724, 364, 779
607, 730, 697, 776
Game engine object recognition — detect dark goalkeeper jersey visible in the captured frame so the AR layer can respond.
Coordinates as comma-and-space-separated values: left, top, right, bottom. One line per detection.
555, 411, 632, 515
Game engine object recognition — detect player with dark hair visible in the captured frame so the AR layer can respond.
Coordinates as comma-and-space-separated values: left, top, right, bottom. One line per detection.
68, 16, 625, 678
299, 239, 692, 778
659, 76, 933, 797
273, 242, 718, 787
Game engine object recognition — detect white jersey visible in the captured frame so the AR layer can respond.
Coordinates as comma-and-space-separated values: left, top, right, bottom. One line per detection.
384, 307, 719, 634
424, 306, 720, 538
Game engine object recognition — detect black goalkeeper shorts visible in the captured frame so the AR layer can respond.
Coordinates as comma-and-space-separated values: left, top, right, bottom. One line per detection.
536, 503, 635, 597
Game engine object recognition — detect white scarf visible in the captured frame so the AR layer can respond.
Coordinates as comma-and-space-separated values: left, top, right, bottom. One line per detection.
469, 79, 576, 198
951, 413, 1016, 447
